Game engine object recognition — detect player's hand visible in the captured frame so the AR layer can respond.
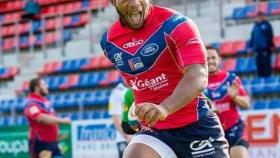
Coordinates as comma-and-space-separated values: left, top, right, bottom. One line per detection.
135, 103, 168, 127
61, 117, 71, 124
227, 80, 238, 100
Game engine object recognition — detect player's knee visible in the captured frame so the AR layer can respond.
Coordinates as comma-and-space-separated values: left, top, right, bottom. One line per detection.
39, 150, 52, 158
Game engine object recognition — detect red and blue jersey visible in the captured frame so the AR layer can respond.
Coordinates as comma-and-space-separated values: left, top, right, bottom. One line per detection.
24, 93, 59, 142
205, 70, 248, 131
100, 5, 208, 129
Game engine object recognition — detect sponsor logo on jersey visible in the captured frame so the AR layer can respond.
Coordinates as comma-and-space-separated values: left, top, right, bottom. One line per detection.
190, 137, 216, 157
129, 73, 168, 91
123, 38, 144, 48
140, 44, 159, 56
114, 52, 124, 66
128, 57, 144, 71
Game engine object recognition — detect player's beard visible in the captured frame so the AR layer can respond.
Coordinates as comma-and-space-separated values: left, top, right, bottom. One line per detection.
115, 5, 150, 30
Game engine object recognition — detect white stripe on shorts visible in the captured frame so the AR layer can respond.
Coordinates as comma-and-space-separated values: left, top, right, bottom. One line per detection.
127, 134, 178, 158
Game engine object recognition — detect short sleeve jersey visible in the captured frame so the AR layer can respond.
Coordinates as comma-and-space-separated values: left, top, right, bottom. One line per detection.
205, 70, 248, 131
108, 83, 128, 115
100, 5, 207, 129
24, 93, 59, 142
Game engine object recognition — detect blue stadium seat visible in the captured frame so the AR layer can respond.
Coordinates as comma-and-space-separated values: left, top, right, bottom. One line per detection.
35, 34, 43, 45
71, 113, 79, 120
244, 5, 256, 17
263, 76, 279, 93
32, 20, 42, 32
82, 0, 90, 8
103, 111, 111, 119
251, 78, 265, 94
248, 57, 256, 72
235, 58, 249, 73
92, 111, 102, 119
78, 73, 91, 87
268, 99, 280, 109
63, 30, 72, 41
254, 100, 267, 110
16, 98, 26, 110
87, 72, 99, 87
82, 112, 91, 120
83, 91, 96, 106
62, 60, 72, 72
63, 93, 76, 107
232, 7, 246, 19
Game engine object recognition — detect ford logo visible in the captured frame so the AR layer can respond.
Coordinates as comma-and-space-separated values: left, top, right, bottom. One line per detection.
140, 44, 159, 56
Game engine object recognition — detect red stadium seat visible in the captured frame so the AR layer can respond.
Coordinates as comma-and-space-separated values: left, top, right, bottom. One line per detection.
258, 2, 268, 14
100, 56, 113, 68
222, 58, 237, 72
273, 36, 280, 49
19, 22, 31, 34
8, 66, 19, 78
52, 61, 63, 73
80, 13, 90, 25
45, 33, 55, 44
83, 56, 102, 70
46, 19, 56, 30
220, 42, 236, 56
233, 40, 246, 53
60, 74, 79, 89
63, 16, 72, 27
99, 70, 121, 86
3, 38, 15, 51
274, 54, 280, 71
56, 5, 65, 14
43, 62, 53, 74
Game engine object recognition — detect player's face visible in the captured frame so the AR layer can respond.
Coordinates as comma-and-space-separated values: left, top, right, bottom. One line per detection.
114, 0, 150, 29
207, 49, 221, 74
38, 79, 49, 96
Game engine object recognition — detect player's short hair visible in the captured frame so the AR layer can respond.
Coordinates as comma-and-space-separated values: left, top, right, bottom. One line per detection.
29, 77, 42, 93
205, 45, 220, 56
257, 11, 265, 16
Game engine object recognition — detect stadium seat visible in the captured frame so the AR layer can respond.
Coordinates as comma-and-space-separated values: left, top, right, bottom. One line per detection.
273, 36, 280, 50
92, 111, 102, 119
251, 77, 265, 94
274, 54, 280, 70
59, 74, 79, 90
263, 76, 280, 93
32, 21, 42, 32
71, 113, 79, 120
78, 73, 91, 87
220, 42, 236, 56
245, 4, 257, 18
235, 57, 249, 73
253, 100, 267, 110
232, 7, 246, 19
268, 1, 280, 15
100, 56, 113, 68
46, 18, 56, 30
268, 99, 280, 109
99, 70, 121, 86
222, 58, 236, 72
81, 57, 101, 70
234, 40, 247, 55
83, 91, 96, 106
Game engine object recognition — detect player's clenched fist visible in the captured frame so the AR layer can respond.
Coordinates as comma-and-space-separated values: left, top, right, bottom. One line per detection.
135, 103, 168, 127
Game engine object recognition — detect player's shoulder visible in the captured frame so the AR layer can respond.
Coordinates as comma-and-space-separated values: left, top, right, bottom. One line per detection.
152, 5, 190, 24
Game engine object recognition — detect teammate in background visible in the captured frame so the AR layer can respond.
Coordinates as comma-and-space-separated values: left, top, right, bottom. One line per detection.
24, 77, 71, 158
122, 88, 138, 134
108, 82, 132, 158
205, 46, 250, 158
100, 0, 229, 158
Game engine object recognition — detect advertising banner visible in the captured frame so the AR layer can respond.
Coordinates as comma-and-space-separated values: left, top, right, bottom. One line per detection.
72, 119, 118, 158
240, 110, 280, 158
0, 125, 72, 158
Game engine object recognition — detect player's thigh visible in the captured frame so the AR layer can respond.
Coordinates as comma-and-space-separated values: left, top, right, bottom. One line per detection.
230, 146, 248, 158
38, 150, 52, 158
123, 143, 160, 158
124, 134, 177, 158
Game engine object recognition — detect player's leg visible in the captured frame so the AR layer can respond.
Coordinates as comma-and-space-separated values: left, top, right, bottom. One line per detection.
123, 134, 177, 158
123, 143, 160, 158
230, 146, 248, 158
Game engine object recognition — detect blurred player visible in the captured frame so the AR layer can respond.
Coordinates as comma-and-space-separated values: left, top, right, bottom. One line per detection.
24, 77, 71, 158
109, 82, 132, 158
205, 46, 250, 158
100, 0, 230, 157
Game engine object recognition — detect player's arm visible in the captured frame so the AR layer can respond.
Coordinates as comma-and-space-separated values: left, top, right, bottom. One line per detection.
227, 78, 250, 109
36, 114, 71, 125
160, 64, 208, 115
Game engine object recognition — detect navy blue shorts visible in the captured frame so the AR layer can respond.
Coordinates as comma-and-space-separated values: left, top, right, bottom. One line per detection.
29, 139, 63, 158
225, 119, 249, 149
138, 111, 230, 158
